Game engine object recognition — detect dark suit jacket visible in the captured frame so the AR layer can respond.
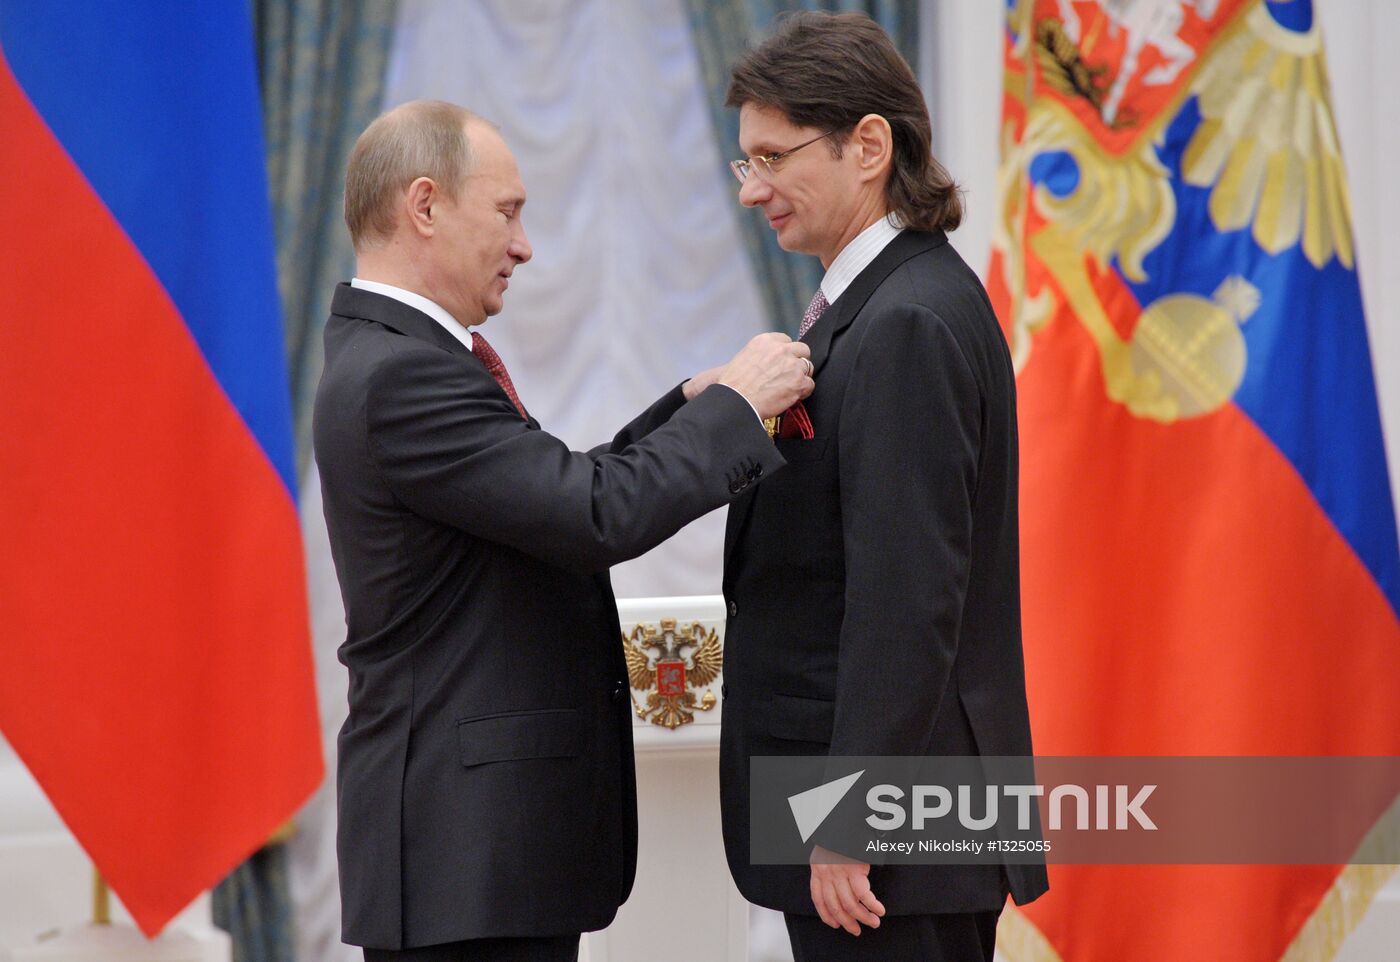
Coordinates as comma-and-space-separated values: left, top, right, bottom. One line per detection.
313, 284, 782, 950
719, 230, 1049, 915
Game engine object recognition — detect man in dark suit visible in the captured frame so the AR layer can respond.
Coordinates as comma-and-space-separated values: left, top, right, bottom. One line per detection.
717, 14, 1049, 960
314, 100, 814, 962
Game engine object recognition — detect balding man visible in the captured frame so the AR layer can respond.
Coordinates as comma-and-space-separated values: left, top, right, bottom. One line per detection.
314, 101, 813, 962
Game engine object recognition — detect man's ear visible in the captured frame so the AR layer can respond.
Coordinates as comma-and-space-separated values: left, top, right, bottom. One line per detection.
406, 176, 438, 238
852, 114, 893, 186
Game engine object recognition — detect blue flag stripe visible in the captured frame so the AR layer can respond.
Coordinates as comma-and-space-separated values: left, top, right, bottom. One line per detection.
1119, 99, 1400, 616
0, 0, 296, 497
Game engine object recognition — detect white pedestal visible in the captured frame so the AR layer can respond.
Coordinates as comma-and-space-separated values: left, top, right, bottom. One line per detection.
0, 924, 229, 962
586, 596, 749, 962
0, 739, 231, 961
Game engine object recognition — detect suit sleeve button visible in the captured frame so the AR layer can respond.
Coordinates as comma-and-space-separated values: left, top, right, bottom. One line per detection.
727, 600, 738, 618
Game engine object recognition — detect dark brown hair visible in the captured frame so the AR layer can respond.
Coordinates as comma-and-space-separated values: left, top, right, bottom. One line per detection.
726, 11, 961, 233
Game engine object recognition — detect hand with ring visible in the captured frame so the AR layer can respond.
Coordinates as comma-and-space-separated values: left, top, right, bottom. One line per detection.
716, 332, 816, 419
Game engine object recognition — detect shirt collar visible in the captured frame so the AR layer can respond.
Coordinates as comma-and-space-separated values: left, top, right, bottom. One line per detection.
820, 215, 904, 307
350, 278, 474, 352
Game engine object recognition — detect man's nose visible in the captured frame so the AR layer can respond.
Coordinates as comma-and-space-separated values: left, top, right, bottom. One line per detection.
737, 171, 771, 208
510, 223, 532, 263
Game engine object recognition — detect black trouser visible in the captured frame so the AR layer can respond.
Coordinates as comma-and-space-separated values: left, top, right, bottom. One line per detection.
785, 909, 1000, 962
363, 934, 579, 962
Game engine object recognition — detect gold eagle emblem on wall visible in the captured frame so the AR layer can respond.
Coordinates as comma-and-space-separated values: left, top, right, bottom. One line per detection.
623, 618, 722, 730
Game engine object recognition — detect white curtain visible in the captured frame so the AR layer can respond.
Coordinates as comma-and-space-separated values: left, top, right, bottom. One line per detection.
287, 2, 768, 959
1319, 0, 1400, 509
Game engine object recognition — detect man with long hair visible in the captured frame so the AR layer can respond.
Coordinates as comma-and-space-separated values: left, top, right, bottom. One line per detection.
717, 14, 1048, 960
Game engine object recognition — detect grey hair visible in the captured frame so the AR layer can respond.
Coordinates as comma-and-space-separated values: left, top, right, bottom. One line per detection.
344, 100, 484, 250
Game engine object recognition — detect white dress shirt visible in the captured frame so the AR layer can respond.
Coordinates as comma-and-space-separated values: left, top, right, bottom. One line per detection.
819, 214, 904, 307
351, 277, 474, 352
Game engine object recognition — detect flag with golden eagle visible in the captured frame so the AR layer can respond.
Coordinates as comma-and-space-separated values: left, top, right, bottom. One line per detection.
989, 1, 1400, 959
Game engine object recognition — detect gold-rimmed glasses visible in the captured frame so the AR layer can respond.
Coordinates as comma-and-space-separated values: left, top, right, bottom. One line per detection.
729, 131, 837, 185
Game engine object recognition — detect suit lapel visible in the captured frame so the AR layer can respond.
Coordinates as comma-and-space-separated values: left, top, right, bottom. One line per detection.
801, 229, 947, 376
331, 283, 476, 362
724, 231, 947, 570
332, 283, 542, 423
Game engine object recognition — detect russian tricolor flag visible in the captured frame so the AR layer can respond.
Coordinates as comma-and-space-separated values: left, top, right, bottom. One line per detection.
0, 1, 322, 936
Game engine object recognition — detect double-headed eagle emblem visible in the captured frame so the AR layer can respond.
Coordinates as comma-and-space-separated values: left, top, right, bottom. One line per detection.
995, 0, 1352, 422
622, 618, 721, 730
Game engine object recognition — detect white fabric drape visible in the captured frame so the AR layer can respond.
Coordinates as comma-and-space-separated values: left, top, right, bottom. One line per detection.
287, 2, 768, 959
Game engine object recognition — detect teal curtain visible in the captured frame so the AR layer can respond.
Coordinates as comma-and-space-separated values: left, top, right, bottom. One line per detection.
257, 0, 399, 474
211, 3, 396, 961
211, 844, 295, 962
684, 0, 919, 334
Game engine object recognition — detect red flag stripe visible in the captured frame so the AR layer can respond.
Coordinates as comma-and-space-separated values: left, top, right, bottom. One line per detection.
0, 49, 321, 935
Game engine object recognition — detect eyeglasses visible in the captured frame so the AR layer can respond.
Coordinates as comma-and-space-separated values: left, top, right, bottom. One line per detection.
730, 131, 836, 185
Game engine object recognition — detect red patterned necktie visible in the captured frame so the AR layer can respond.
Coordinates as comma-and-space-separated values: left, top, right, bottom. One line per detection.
778, 288, 826, 439
470, 330, 528, 420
